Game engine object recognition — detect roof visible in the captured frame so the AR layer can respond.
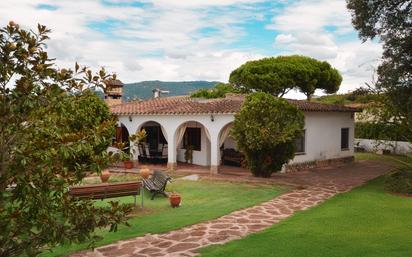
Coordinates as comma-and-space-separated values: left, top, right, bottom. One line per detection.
105, 79, 124, 87
110, 94, 362, 115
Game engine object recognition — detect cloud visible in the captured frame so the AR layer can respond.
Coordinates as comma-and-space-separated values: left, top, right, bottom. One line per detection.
0, 0, 382, 99
268, 0, 383, 98
275, 34, 295, 44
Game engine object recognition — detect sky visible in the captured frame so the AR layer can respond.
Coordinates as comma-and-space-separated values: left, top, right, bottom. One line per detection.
1, 0, 383, 99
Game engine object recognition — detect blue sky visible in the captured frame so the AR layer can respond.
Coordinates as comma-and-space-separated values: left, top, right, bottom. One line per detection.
1, 0, 382, 98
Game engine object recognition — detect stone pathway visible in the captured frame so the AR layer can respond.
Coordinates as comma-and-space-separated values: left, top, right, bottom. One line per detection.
71, 160, 392, 257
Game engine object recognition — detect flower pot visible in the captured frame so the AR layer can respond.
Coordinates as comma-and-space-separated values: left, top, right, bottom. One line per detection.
124, 160, 133, 169
100, 169, 111, 183
169, 193, 181, 208
140, 168, 151, 179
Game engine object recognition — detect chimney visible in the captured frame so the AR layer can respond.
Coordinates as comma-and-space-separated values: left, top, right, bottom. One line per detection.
152, 88, 169, 98
104, 79, 124, 106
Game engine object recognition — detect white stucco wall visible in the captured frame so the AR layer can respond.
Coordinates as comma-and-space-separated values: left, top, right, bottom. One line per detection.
117, 111, 355, 168
355, 138, 412, 154
290, 112, 355, 164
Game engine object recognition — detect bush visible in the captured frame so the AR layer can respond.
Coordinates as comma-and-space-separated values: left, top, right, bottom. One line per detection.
355, 122, 411, 141
231, 92, 304, 177
385, 168, 412, 195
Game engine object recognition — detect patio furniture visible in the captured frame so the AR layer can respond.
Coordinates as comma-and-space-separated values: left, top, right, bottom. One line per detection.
142, 170, 171, 200
138, 144, 147, 163
221, 148, 244, 167
68, 181, 144, 208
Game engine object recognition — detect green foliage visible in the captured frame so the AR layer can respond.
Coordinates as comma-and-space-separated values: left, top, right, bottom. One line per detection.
315, 88, 379, 105
229, 55, 342, 100
385, 168, 412, 195
347, 0, 412, 143
355, 122, 412, 142
0, 22, 131, 257
231, 92, 304, 177
190, 83, 240, 99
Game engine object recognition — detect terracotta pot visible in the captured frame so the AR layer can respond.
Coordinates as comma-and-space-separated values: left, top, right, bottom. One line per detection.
124, 160, 133, 169
169, 193, 181, 208
100, 169, 111, 183
140, 168, 151, 179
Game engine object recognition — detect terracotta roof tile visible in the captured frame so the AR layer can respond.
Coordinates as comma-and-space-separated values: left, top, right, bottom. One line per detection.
110, 94, 362, 115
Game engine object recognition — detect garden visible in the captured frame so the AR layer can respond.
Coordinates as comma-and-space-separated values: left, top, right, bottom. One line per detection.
41, 173, 285, 257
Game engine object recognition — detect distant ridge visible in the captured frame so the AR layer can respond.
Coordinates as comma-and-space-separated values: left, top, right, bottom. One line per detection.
123, 80, 219, 100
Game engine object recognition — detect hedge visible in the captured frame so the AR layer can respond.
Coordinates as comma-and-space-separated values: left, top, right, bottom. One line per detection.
355, 122, 411, 142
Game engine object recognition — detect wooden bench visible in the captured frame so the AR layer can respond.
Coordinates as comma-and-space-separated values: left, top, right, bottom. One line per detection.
69, 181, 144, 208
142, 170, 171, 200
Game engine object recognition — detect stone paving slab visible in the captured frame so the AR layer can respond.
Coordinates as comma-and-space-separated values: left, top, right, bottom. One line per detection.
70, 160, 392, 257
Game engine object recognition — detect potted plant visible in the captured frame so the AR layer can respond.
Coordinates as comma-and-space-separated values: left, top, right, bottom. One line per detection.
184, 145, 194, 164
100, 169, 111, 183
169, 192, 181, 208
140, 167, 151, 179
123, 156, 134, 169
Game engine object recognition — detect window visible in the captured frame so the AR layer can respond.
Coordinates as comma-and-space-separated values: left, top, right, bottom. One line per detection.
183, 128, 201, 151
295, 130, 306, 154
341, 128, 349, 150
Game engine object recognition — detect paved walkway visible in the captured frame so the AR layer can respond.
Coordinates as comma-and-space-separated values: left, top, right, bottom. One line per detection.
71, 160, 392, 257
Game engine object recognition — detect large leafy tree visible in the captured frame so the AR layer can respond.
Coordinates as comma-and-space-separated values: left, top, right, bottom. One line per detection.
0, 22, 131, 257
347, 0, 412, 142
229, 55, 342, 100
231, 92, 304, 177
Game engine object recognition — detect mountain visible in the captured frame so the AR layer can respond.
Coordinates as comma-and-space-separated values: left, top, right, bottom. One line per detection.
122, 80, 219, 100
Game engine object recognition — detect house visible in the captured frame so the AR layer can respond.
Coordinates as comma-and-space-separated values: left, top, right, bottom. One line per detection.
109, 91, 361, 174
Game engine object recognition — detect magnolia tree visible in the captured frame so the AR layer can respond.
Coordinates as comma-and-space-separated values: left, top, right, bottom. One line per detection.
229, 55, 342, 100
0, 22, 131, 257
231, 92, 304, 177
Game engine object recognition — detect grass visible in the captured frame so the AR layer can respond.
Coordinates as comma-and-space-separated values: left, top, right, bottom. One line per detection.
200, 154, 412, 257
42, 179, 285, 257
356, 152, 412, 167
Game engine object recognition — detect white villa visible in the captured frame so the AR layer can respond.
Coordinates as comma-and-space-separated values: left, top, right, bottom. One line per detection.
108, 84, 361, 174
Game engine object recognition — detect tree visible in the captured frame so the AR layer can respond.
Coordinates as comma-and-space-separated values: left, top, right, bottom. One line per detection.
229, 55, 342, 100
231, 92, 304, 177
190, 82, 240, 99
0, 22, 131, 257
347, 0, 412, 142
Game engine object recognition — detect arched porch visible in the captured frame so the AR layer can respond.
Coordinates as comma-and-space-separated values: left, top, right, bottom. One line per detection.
174, 121, 211, 169
135, 121, 168, 164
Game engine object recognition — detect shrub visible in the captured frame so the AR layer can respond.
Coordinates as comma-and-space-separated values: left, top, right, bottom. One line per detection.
231, 92, 304, 177
385, 168, 412, 195
355, 122, 412, 141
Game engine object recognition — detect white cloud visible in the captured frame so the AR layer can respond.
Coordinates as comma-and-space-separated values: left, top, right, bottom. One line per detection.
0, 0, 383, 99
268, 0, 383, 98
275, 34, 295, 44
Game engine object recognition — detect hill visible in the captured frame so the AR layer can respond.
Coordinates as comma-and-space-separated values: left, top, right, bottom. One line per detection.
122, 80, 219, 100
313, 88, 378, 106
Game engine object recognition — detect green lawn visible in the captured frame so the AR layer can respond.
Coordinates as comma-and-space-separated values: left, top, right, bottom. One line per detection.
200, 156, 412, 257
42, 179, 284, 257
